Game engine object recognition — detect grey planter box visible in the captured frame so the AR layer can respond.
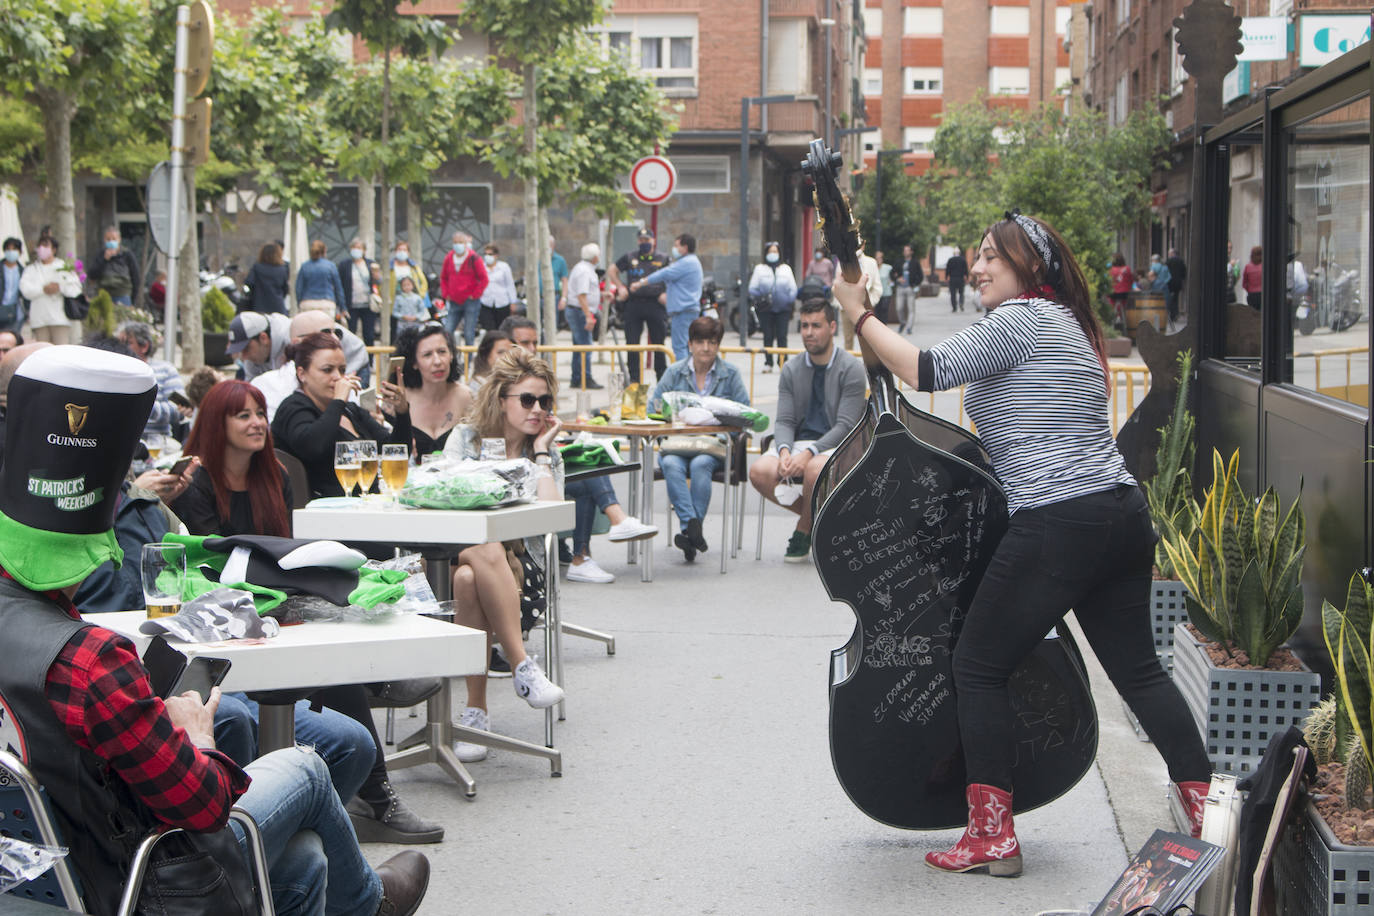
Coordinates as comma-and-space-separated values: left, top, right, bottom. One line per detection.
1122, 580, 1191, 742
1172, 622, 1322, 776
1273, 799, 1374, 915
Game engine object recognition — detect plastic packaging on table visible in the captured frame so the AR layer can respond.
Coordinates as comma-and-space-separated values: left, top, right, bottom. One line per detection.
278, 554, 442, 622
397, 457, 543, 510
658, 392, 770, 431
0, 836, 68, 894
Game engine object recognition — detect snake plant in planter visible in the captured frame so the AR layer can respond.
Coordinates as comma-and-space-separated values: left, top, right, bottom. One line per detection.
1160, 448, 1320, 776
1271, 572, 1374, 915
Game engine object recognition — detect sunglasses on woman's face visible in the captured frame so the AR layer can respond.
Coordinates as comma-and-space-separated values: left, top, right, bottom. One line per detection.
504, 392, 554, 411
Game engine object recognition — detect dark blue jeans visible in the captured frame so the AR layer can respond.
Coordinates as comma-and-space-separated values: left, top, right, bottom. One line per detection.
565, 474, 618, 555
758, 310, 789, 365
952, 484, 1211, 791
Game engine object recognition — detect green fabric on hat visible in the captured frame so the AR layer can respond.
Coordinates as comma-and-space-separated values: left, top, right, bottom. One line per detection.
0, 508, 124, 592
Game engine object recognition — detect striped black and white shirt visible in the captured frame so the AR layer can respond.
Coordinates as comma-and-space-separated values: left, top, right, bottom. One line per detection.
918, 297, 1134, 513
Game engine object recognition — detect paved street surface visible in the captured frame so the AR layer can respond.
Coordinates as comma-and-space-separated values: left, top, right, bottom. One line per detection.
362, 292, 1179, 915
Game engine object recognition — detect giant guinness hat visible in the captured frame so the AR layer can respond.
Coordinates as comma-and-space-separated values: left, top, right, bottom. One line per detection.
0, 346, 156, 590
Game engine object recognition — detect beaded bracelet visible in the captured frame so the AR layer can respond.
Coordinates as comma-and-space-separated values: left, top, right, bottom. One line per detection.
854, 310, 878, 337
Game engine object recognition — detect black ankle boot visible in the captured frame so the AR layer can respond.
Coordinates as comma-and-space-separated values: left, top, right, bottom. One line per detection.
348, 780, 444, 844
686, 517, 708, 552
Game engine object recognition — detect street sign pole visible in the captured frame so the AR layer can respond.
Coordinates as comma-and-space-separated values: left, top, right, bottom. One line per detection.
163, 4, 190, 364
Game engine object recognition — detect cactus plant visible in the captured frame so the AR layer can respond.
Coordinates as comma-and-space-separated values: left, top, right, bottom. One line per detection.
1160, 448, 1306, 668
1143, 350, 1196, 578
1306, 695, 1342, 766
1321, 570, 1374, 810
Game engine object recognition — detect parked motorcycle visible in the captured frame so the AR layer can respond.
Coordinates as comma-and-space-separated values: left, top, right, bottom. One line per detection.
727, 279, 761, 337
698, 275, 728, 320
1300, 264, 1363, 335
199, 261, 246, 310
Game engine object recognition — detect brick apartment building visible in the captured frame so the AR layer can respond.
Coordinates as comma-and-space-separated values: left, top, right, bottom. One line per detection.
860, 0, 1073, 175
1076, 0, 1372, 272
54, 0, 865, 295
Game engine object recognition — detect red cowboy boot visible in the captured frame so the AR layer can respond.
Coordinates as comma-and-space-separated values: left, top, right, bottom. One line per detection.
925, 783, 1023, 877
1175, 781, 1210, 838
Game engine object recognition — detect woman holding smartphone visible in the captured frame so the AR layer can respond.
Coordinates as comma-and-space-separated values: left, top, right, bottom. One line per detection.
271, 331, 412, 497
171, 378, 444, 845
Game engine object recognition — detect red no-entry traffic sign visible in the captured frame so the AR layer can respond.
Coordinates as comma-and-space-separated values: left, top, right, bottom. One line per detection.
629, 156, 677, 205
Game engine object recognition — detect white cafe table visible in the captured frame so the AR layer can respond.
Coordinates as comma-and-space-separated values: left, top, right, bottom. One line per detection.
86, 610, 492, 794
293, 498, 576, 787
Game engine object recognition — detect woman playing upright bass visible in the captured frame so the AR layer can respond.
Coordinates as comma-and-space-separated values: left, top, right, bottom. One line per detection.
831, 211, 1212, 876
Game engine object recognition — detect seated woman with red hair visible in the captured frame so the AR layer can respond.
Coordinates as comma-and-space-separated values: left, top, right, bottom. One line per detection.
170, 380, 444, 845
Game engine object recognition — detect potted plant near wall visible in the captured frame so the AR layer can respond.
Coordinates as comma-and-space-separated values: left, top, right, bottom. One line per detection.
1141, 349, 1196, 674
1275, 571, 1374, 914
201, 286, 235, 367
1161, 448, 1322, 778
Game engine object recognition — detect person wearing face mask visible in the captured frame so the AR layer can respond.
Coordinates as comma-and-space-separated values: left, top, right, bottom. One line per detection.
803, 246, 835, 295
605, 228, 669, 384
1, 237, 25, 335
478, 243, 518, 330
747, 242, 798, 372
335, 237, 380, 346
19, 233, 82, 345
86, 226, 141, 308
564, 243, 603, 389
632, 233, 702, 362
439, 231, 488, 347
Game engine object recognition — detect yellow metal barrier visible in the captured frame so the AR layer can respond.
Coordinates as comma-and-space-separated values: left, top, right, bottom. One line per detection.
1296, 345, 1369, 407
367, 342, 676, 389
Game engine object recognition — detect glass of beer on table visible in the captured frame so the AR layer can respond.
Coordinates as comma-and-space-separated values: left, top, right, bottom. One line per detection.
334, 441, 361, 496
142, 542, 186, 619
381, 443, 409, 507
355, 440, 379, 496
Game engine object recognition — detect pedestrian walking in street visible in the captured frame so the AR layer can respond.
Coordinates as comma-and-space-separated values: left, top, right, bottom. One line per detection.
634, 233, 702, 362
1, 237, 24, 335
479, 243, 518, 332
243, 242, 289, 315
565, 243, 603, 389
1108, 253, 1135, 330
875, 250, 894, 324
295, 239, 344, 316
606, 228, 669, 384
896, 243, 924, 333
1165, 247, 1187, 326
748, 241, 797, 371
19, 233, 81, 345
831, 210, 1213, 877
440, 232, 488, 346
803, 247, 835, 295
945, 249, 969, 312
87, 226, 140, 307
338, 237, 380, 346
1242, 245, 1263, 310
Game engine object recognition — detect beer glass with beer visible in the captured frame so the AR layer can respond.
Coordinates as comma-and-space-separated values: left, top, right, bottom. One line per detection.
334, 441, 361, 496
355, 440, 379, 497
381, 443, 409, 507
142, 542, 186, 619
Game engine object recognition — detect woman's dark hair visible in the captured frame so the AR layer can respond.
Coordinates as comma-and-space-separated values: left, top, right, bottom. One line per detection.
763, 241, 780, 257
183, 381, 290, 537
1111, 252, 1126, 268
981, 214, 1106, 387
2, 237, 21, 252
36, 233, 58, 252
472, 330, 512, 378
1250, 245, 1263, 264
395, 323, 461, 389
688, 316, 723, 344
258, 242, 283, 266
284, 330, 343, 377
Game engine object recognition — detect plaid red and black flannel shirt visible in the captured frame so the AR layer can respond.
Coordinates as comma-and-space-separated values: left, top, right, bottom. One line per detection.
1, 566, 250, 831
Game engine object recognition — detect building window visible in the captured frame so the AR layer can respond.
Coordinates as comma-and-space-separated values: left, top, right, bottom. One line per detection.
905, 67, 943, 94
902, 127, 937, 153
1114, 0, 1131, 29
1169, 29, 1186, 96
1054, 67, 1071, 93
862, 7, 882, 35
990, 7, 1030, 35
767, 18, 810, 94
903, 8, 943, 34
595, 14, 698, 95
864, 68, 883, 95
861, 130, 882, 154
990, 67, 1030, 95
1054, 6, 1071, 35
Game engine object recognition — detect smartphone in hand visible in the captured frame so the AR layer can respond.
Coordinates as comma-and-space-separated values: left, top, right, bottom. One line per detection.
170, 656, 232, 702
142, 635, 189, 698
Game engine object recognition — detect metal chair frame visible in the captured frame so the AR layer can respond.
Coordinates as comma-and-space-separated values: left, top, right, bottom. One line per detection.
1, 749, 275, 915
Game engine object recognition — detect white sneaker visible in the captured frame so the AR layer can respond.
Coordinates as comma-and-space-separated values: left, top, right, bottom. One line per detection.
607, 516, 658, 542
454, 706, 490, 762
513, 655, 565, 709
566, 557, 615, 583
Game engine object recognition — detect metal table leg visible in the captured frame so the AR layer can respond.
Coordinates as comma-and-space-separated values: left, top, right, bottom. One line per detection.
257, 703, 296, 754
720, 436, 732, 573
641, 435, 655, 582
626, 438, 640, 567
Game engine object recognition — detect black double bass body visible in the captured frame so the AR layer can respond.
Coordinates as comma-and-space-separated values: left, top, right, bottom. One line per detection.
811, 360, 1099, 831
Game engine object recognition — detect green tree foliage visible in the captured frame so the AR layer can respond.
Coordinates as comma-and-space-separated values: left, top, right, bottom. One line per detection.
0, 0, 155, 252
925, 97, 1171, 321
213, 6, 344, 217
852, 148, 939, 264
0, 96, 44, 178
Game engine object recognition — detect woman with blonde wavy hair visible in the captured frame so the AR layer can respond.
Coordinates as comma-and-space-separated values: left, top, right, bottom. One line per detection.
448, 349, 566, 761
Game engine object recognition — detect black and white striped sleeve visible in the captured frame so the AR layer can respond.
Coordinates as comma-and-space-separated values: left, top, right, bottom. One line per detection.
921, 302, 1039, 391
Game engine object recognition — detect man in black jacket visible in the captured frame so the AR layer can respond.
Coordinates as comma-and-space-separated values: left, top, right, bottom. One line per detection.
945, 250, 969, 313
337, 237, 381, 346
87, 226, 141, 307
1165, 247, 1187, 325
